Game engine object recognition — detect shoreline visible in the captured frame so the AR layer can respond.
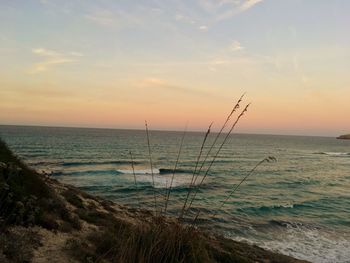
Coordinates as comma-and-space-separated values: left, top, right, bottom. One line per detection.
0, 139, 309, 262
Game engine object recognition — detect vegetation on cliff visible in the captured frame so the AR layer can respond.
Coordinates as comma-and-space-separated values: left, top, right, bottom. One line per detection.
0, 139, 308, 262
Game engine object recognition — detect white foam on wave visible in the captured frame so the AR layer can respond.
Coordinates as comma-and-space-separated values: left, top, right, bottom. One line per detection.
265, 228, 350, 263
120, 171, 203, 189
232, 224, 350, 263
276, 203, 294, 208
317, 152, 350, 156
117, 169, 160, 175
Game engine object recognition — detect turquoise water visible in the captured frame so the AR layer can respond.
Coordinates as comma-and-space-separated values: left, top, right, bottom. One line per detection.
0, 125, 349, 263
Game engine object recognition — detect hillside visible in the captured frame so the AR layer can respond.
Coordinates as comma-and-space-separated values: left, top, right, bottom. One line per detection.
0, 139, 309, 263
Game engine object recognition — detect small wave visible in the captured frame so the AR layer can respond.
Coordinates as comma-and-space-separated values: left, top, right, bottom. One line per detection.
28, 161, 59, 166
159, 168, 193, 174
23, 149, 46, 154
268, 219, 313, 229
276, 179, 320, 187
24, 153, 45, 157
62, 160, 140, 166
119, 171, 205, 189
53, 169, 122, 176
29, 160, 141, 167
238, 203, 297, 215
259, 203, 295, 210
314, 152, 350, 156
117, 169, 160, 175
116, 168, 193, 175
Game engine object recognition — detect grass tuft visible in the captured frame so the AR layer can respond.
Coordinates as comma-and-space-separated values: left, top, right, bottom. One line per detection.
145, 121, 158, 215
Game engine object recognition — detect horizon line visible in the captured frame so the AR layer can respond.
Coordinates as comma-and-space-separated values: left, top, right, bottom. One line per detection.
0, 123, 336, 138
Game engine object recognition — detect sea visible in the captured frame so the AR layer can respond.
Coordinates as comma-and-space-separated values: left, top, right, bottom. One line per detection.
0, 125, 349, 263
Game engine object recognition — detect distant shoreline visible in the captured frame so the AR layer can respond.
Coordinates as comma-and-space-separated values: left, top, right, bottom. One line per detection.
336, 134, 350, 140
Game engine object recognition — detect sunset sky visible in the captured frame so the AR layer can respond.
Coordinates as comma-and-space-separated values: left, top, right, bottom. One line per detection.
0, 0, 349, 136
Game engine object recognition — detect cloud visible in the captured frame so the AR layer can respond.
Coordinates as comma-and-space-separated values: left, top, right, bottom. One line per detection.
199, 25, 208, 32
174, 12, 211, 32
221, 0, 263, 19
137, 78, 188, 93
237, 0, 263, 13
84, 8, 142, 28
139, 78, 167, 87
198, 0, 264, 20
175, 14, 196, 24
135, 78, 212, 97
84, 10, 116, 27
29, 48, 82, 74
1, 86, 73, 99
70, 51, 84, 57
175, 13, 207, 32
32, 48, 60, 57
230, 40, 244, 51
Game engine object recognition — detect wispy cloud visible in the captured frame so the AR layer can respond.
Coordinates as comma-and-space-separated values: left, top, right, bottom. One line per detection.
84, 8, 143, 28
199, 25, 208, 32
198, 0, 264, 20
175, 14, 196, 24
1, 86, 73, 99
29, 48, 82, 74
237, 0, 263, 13
174, 13, 209, 32
84, 9, 116, 27
292, 54, 311, 84
136, 78, 189, 93
135, 78, 212, 97
218, 0, 263, 20
230, 40, 245, 51
207, 42, 275, 72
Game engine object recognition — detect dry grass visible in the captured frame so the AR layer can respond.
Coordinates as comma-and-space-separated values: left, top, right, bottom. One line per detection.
164, 126, 187, 215
0, 140, 81, 232
129, 150, 141, 208
179, 123, 212, 219
0, 138, 306, 263
185, 103, 250, 219
192, 94, 245, 190
145, 121, 158, 215
66, 215, 253, 263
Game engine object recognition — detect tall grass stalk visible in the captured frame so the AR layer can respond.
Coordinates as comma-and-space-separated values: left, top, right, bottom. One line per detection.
145, 121, 157, 216
164, 126, 187, 215
129, 150, 141, 209
191, 94, 245, 194
178, 123, 212, 219
202, 156, 277, 223
185, 104, 250, 216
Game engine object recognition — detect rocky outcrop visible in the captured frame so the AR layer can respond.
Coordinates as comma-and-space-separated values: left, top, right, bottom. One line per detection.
337, 134, 350, 140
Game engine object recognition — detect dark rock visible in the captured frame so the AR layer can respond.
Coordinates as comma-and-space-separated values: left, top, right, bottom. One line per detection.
337, 134, 350, 140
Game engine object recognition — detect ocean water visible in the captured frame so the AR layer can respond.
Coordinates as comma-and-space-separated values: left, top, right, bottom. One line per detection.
0, 125, 349, 263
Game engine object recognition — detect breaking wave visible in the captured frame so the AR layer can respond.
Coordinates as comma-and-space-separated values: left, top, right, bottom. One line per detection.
314, 152, 350, 156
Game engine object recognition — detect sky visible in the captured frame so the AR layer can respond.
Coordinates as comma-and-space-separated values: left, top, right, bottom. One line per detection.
0, 0, 349, 136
